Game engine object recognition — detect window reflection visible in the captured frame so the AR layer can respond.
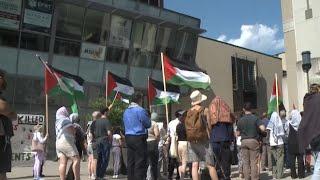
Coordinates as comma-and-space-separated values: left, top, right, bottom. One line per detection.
83, 9, 110, 45
109, 15, 132, 48
20, 32, 50, 52
156, 26, 176, 57
132, 21, 157, 53
0, 29, 19, 48
175, 31, 197, 62
56, 4, 84, 40
106, 46, 129, 64
54, 38, 80, 57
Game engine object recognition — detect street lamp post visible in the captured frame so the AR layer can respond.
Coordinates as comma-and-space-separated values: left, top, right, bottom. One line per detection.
302, 51, 312, 91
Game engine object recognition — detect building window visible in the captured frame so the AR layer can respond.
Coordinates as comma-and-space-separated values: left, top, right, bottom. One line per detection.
83, 9, 110, 45
56, 3, 85, 40
20, 32, 50, 52
232, 57, 257, 111
174, 31, 197, 62
131, 51, 158, 68
0, 29, 19, 48
54, 38, 80, 57
132, 21, 157, 53
109, 15, 132, 48
106, 46, 129, 64
156, 26, 176, 57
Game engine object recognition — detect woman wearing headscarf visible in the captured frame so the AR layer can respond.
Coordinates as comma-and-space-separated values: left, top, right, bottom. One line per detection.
267, 112, 285, 179
287, 109, 305, 179
55, 107, 80, 180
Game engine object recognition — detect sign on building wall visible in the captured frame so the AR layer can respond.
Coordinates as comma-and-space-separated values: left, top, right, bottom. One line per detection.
11, 114, 45, 167
0, 0, 22, 30
81, 42, 106, 61
109, 15, 132, 48
23, 0, 53, 32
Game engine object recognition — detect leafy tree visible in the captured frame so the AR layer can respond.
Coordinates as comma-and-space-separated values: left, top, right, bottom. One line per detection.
88, 97, 128, 128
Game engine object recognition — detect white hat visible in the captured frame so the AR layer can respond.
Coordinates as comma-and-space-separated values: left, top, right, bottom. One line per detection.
190, 90, 207, 106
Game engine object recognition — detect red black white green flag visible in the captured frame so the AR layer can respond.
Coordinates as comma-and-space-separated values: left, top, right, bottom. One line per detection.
44, 65, 84, 113
148, 78, 180, 105
267, 78, 283, 115
106, 71, 134, 103
162, 54, 211, 89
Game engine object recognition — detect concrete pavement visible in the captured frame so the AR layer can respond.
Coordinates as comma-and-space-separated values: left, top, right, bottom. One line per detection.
8, 161, 312, 179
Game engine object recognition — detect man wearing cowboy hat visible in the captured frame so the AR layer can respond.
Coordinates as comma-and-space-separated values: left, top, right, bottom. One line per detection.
0, 69, 17, 180
186, 90, 218, 180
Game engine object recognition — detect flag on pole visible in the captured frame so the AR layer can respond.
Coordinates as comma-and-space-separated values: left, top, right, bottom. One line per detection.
267, 78, 282, 115
162, 54, 211, 89
107, 72, 134, 102
148, 78, 180, 105
44, 65, 84, 113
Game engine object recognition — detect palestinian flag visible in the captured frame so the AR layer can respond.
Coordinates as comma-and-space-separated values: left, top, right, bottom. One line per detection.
162, 54, 211, 89
267, 78, 283, 115
45, 65, 84, 113
148, 78, 180, 105
107, 72, 134, 102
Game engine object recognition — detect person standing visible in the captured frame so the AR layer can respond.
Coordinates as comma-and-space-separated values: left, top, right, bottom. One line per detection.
176, 111, 188, 179
157, 122, 168, 178
55, 107, 80, 180
210, 121, 235, 180
112, 127, 122, 179
260, 112, 272, 171
236, 102, 265, 180
298, 84, 320, 180
0, 69, 17, 180
146, 112, 160, 180
87, 111, 101, 180
267, 112, 285, 179
123, 92, 151, 180
287, 109, 305, 179
185, 90, 218, 180
32, 125, 48, 180
168, 110, 183, 180
91, 108, 112, 179
280, 110, 290, 170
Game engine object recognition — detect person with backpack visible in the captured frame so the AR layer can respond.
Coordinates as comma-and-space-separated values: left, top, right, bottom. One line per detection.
0, 69, 17, 180
236, 102, 265, 180
208, 96, 235, 180
185, 90, 218, 180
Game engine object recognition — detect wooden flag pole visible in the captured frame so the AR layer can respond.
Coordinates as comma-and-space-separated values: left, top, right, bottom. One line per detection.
160, 52, 170, 127
148, 76, 152, 111
45, 94, 49, 135
106, 71, 109, 107
275, 73, 279, 113
110, 91, 119, 109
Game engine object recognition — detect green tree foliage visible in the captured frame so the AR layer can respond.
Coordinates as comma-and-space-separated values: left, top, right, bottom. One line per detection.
88, 97, 128, 128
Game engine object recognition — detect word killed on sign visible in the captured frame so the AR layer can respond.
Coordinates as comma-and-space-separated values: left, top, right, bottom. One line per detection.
17, 114, 45, 125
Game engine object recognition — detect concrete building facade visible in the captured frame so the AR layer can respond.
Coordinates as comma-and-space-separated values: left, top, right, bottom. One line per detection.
281, 0, 320, 110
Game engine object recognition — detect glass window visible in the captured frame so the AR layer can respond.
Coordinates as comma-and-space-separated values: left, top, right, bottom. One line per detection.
132, 22, 157, 53
20, 32, 50, 52
156, 26, 176, 57
175, 31, 197, 62
131, 51, 157, 68
106, 47, 129, 64
0, 29, 19, 48
56, 4, 84, 40
109, 15, 132, 48
54, 38, 80, 57
83, 9, 110, 45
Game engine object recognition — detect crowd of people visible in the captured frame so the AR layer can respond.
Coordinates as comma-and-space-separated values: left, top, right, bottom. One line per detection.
2, 66, 320, 180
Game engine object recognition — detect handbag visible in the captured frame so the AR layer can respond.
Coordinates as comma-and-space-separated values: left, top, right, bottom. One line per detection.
169, 134, 178, 158
31, 139, 44, 152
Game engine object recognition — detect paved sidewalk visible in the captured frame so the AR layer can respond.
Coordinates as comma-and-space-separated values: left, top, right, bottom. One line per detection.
8, 161, 312, 179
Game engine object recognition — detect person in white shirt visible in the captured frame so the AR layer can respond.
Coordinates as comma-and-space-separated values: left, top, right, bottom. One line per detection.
32, 125, 48, 180
167, 110, 183, 179
267, 112, 285, 179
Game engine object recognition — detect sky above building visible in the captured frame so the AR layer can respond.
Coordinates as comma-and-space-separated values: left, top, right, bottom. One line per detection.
165, 0, 284, 55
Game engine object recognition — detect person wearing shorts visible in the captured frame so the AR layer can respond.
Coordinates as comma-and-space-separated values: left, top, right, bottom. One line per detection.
176, 110, 188, 179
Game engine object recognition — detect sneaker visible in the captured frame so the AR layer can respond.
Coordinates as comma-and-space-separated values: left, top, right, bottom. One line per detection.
91, 175, 96, 179
112, 175, 119, 179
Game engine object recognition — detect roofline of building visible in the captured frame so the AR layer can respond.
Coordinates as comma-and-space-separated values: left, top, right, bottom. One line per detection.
199, 36, 282, 60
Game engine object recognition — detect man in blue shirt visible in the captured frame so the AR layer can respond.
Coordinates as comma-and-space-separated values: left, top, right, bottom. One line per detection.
123, 92, 151, 180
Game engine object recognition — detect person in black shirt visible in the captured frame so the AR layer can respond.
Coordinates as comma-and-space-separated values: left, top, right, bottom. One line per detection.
176, 110, 188, 179
0, 69, 17, 180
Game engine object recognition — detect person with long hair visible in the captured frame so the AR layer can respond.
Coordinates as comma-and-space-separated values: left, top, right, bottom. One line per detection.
55, 107, 80, 180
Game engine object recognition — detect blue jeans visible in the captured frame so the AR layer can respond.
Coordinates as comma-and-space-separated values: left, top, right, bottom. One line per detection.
96, 138, 111, 178
312, 152, 320, 180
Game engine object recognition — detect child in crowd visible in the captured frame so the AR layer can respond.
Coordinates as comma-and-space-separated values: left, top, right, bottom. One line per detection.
32, 125, 48, 180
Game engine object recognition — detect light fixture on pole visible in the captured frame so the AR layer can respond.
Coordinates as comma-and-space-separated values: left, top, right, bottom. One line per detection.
302, 51, 312, 91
